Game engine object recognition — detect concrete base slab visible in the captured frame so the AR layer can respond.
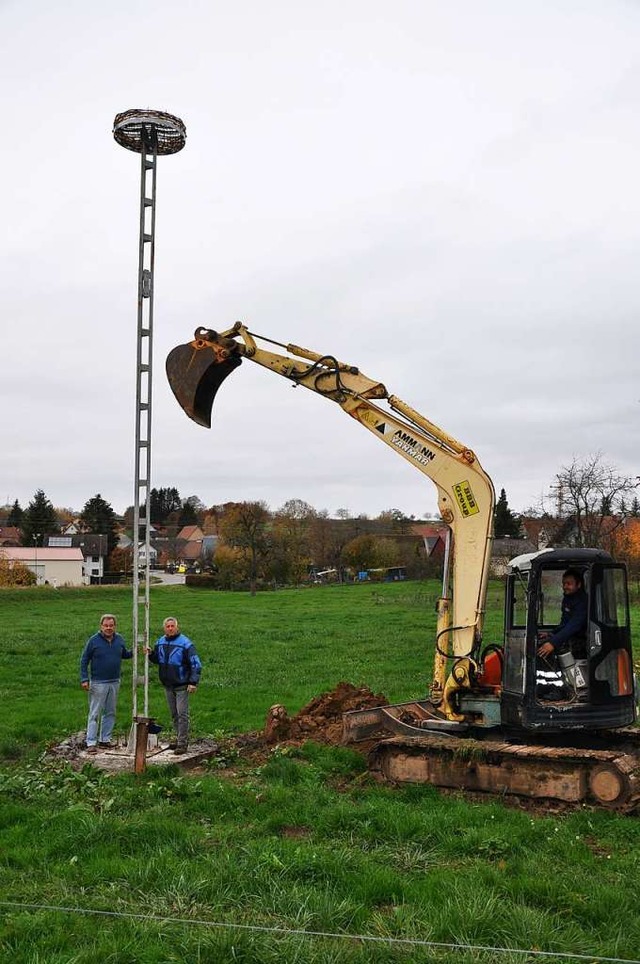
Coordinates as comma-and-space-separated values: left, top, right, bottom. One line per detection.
49, 732, 219, 773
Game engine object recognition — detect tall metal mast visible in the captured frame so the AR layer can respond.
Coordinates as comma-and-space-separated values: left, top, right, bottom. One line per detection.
113, 110, 186, 759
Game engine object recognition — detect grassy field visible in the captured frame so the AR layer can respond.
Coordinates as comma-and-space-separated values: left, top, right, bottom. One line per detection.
1, 581, 640, 963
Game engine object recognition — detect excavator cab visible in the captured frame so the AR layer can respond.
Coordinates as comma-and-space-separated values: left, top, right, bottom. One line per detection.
166, 329, 243, 428
502, 548, 636, 731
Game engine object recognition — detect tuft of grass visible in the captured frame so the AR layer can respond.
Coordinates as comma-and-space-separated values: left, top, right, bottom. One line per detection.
0, 739, 25, 762
451, 739, 488, 762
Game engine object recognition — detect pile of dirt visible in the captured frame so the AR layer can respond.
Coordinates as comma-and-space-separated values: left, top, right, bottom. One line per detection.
263, 681, 388, 747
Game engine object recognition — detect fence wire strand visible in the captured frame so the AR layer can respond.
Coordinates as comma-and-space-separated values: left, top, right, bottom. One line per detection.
0, 900, 638, 963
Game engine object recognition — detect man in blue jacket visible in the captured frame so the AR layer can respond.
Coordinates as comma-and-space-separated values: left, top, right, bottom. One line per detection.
146, 617, 202, 754
80, 614, 132, 753
537, 569, 588, 659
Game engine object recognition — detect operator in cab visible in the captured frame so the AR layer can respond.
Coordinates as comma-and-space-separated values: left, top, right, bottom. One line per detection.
537, 568, 588, 660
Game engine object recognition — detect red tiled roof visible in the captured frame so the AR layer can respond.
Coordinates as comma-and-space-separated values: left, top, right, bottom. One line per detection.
411, 523, 448, 539
177, 525, 204, 541
0, 526, 21, 545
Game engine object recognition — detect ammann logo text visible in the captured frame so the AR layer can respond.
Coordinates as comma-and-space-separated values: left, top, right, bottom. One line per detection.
392, 430, 436, 466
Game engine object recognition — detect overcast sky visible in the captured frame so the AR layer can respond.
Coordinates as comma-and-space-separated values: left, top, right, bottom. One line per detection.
2, 0, 639, 520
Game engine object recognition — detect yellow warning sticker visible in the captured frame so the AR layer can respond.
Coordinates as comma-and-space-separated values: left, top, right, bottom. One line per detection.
453, 480, 479, 518
360, 410, 379, 428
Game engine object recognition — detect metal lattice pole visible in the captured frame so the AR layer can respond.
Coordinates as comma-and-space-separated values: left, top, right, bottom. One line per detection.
113, 110, 186, 765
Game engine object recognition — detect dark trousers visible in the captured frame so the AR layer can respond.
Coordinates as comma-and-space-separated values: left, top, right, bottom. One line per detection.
164, 685, 189, 748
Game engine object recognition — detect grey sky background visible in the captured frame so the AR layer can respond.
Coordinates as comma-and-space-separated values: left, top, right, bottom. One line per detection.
2, 0, 639, 520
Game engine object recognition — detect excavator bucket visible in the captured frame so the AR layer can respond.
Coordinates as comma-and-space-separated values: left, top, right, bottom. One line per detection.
166, 341, 242, 428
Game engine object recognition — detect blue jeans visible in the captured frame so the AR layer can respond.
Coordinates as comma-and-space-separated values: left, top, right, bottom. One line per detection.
86, 680, 120, 745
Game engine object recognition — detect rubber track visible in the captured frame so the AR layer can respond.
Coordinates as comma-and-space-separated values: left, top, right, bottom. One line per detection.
369, 728, 640, 811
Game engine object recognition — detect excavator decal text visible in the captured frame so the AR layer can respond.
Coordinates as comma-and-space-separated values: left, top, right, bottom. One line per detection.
453, 480, 479, 517
391, 430, 436, 466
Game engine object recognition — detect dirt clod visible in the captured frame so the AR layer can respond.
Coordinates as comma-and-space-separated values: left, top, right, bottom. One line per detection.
263, 681, 388, 747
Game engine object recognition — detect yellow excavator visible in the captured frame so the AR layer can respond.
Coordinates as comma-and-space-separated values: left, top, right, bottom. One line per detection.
167, 322, 639, 809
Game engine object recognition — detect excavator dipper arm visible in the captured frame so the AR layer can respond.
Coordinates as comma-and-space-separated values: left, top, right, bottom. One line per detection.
167, 322, 495, 714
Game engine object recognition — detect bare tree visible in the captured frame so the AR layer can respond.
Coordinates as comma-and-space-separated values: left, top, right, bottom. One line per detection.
335, 507, 352, 520
554, 453, 638, 550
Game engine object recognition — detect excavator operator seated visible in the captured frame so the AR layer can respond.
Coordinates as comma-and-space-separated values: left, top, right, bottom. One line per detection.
536, 568, 588, 701
537, 568, 588, 659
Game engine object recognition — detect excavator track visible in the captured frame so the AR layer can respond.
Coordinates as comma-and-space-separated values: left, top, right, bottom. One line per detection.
368, 728, 640, 811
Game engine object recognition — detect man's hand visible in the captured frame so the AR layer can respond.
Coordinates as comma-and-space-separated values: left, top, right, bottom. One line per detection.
143, 646, 151, 655
187, 685, 197, 694
537, 641, 555, 658
81, 681, 90, 690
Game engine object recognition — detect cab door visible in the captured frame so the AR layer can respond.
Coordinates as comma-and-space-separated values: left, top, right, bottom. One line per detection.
589, 565, 635, 704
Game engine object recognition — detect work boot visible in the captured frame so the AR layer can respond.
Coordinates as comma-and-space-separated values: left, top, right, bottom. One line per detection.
172, 746, 188, 755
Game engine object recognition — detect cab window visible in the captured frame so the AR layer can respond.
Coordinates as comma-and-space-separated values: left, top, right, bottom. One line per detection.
536, 570, 564, 628
594, 568, 628, 628
509, 572, 529, 628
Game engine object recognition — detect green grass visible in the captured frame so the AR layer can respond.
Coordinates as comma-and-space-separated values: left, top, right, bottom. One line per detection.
1, 581, 639, 963
0, 581, 464, 749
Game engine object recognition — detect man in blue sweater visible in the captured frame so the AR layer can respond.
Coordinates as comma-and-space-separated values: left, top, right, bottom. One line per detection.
146, 617, 202, 754
80, 614, 132, 753
537, 569, 588, 659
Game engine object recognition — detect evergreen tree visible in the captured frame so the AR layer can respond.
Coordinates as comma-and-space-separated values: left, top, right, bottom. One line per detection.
79, 494, 119, 557
631, 496, 640, 518
599, 494, 613, 516
150, 487, 182, 525
20, 489, 61, 545
178, 500, 199, 527
494, 488, 521, 538
7, 499, 23, 528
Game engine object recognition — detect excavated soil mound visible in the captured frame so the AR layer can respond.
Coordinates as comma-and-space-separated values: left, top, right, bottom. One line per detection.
263, 681, 388, 747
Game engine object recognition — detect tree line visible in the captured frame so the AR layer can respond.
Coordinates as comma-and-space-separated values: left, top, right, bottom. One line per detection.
1, 490, 434, 590
5, 491, 120, 557
210, 499, 425, 593
3, 452, 638, 588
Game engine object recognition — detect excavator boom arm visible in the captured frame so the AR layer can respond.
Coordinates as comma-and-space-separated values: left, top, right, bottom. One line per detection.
166, 323, 495, 683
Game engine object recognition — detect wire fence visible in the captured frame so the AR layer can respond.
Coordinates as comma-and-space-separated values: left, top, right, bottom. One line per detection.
0, 900, 638, 964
